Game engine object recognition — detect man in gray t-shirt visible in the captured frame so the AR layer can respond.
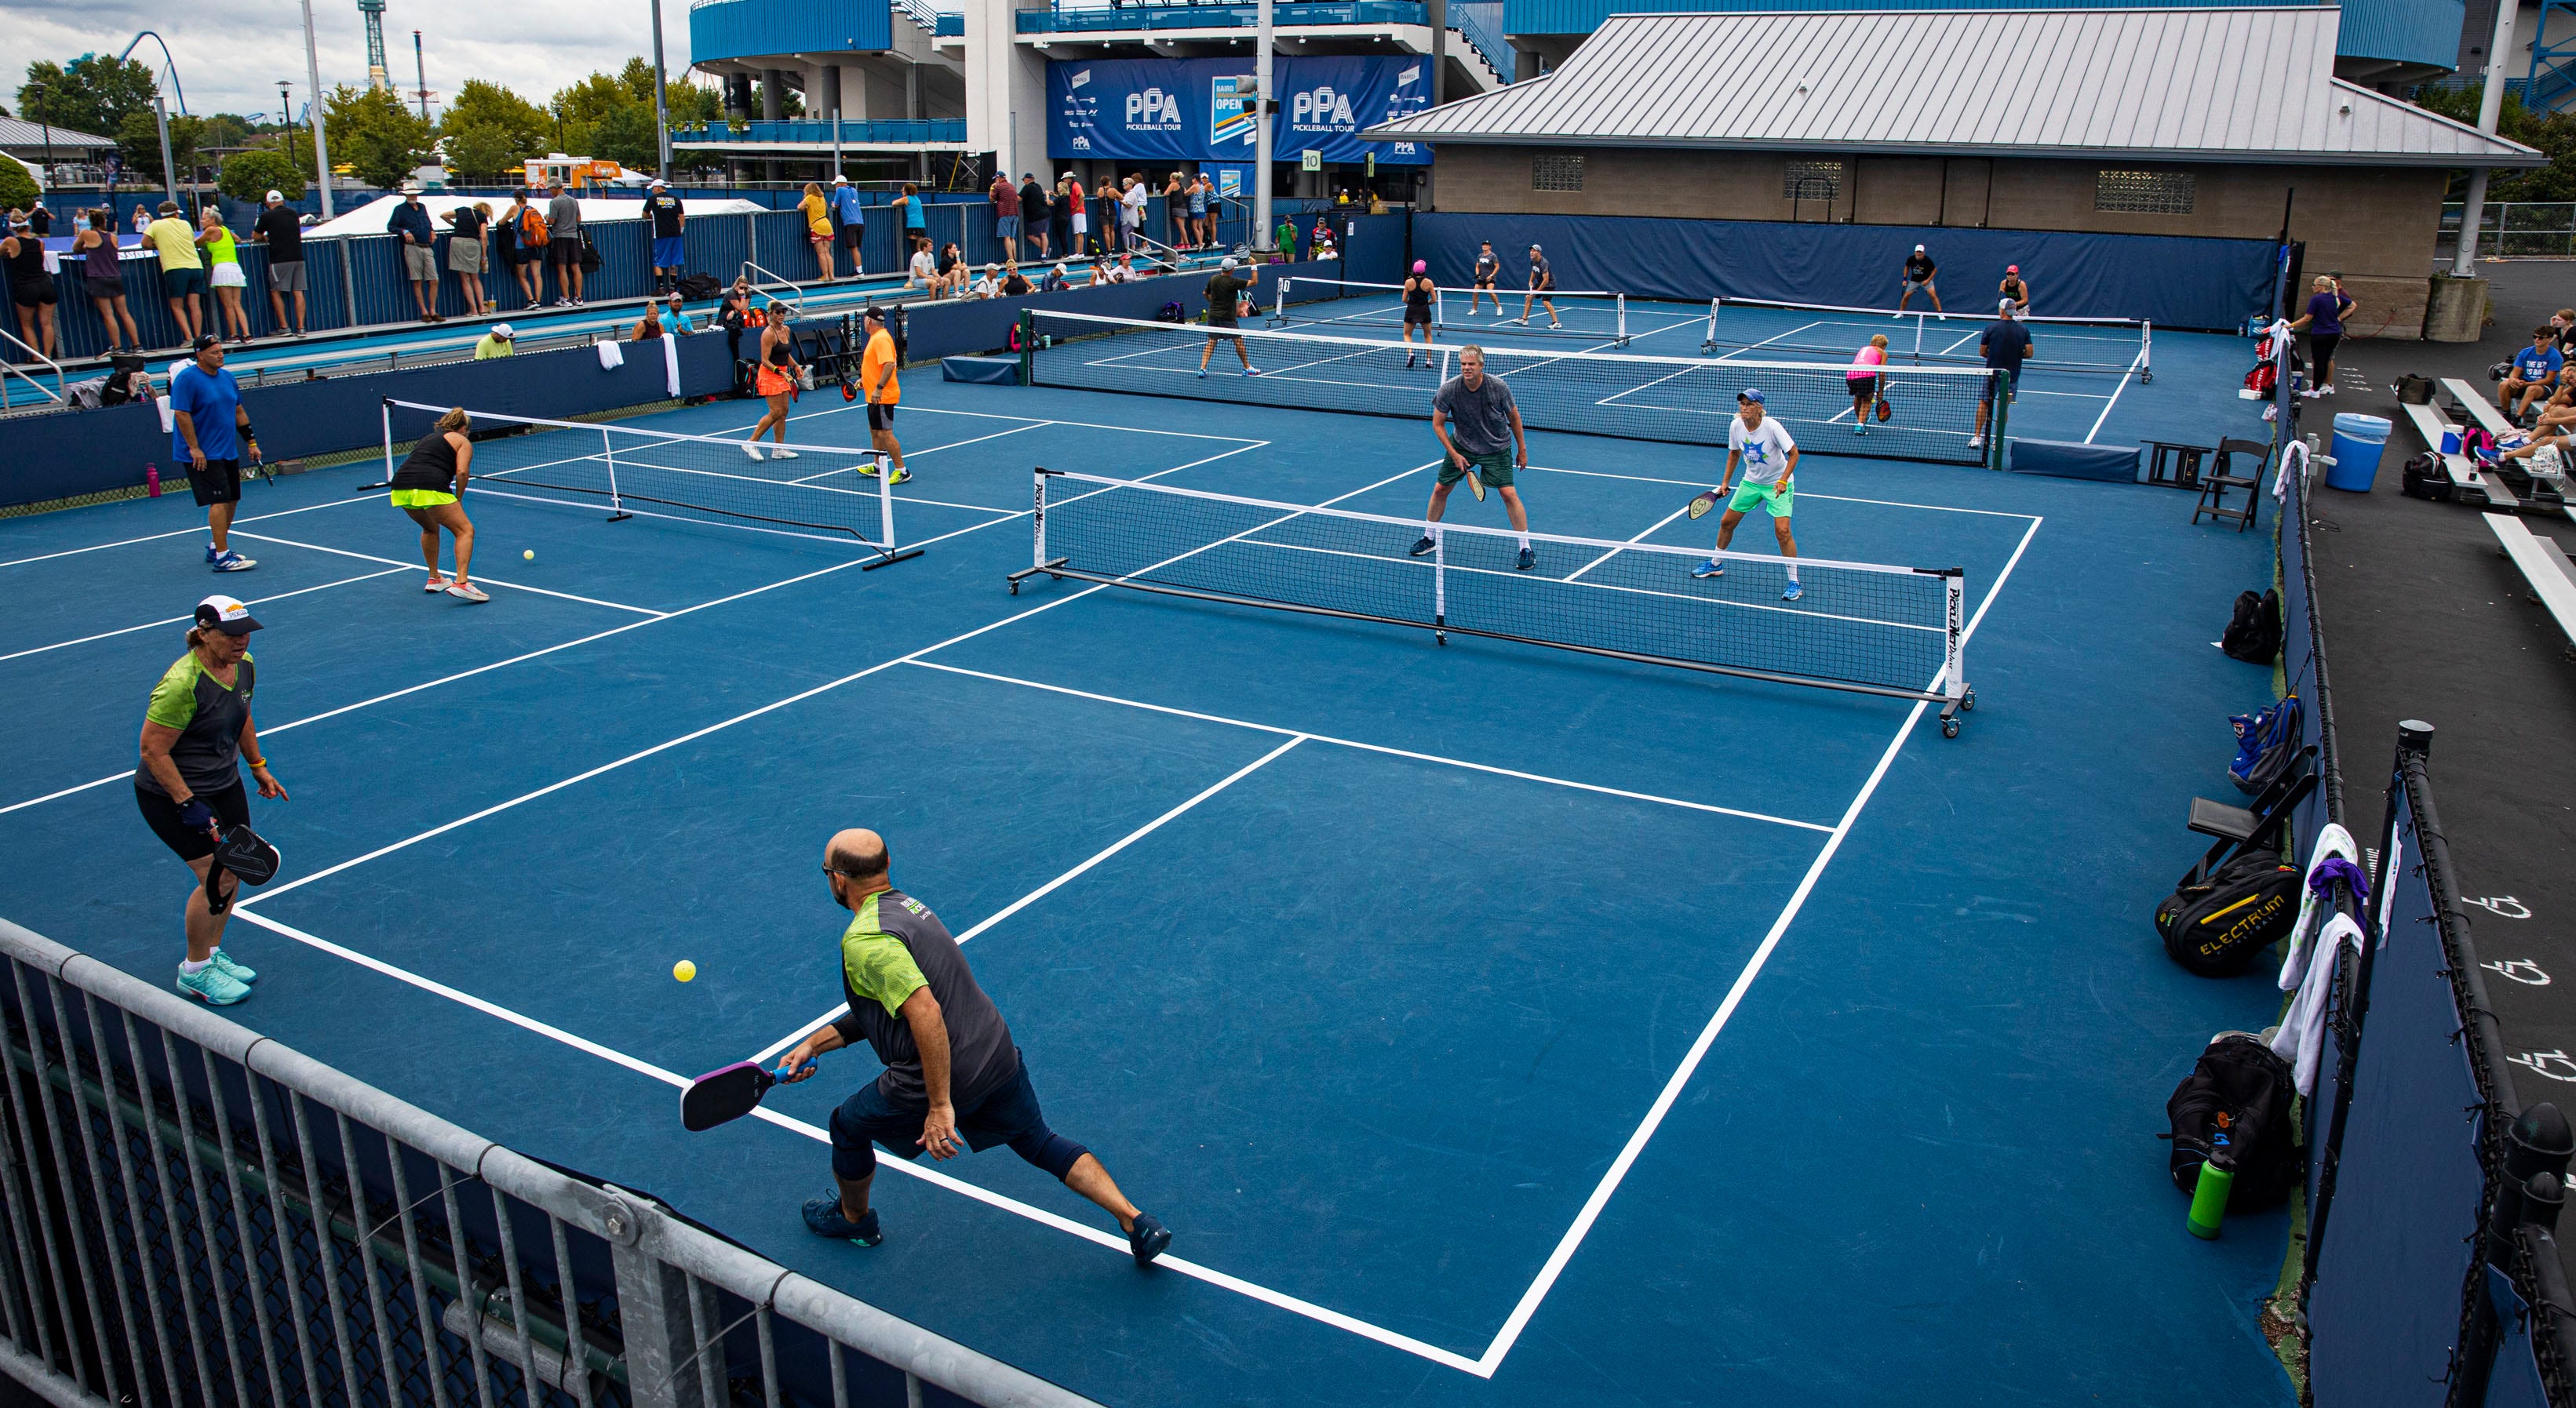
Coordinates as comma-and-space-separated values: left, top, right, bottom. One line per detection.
1413, 344, 1537, 570
544, 181, 586, 305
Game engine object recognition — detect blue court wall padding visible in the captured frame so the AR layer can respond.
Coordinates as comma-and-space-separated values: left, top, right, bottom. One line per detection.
0, 336, 733, 509
1408, 213, 2278, 332
2483, 1264, 2556, 1408
2005, 438, 2141, 482
2304, 780, 2490, 1408
1341, 213, 1409, 286
942, 355, 1019, 384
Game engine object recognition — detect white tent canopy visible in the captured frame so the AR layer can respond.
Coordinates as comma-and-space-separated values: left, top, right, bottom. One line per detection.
304, 193, 764, 239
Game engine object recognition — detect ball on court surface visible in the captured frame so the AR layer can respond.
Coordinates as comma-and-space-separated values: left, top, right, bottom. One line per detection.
673, 959, 696, 983
523, 549, 535, 561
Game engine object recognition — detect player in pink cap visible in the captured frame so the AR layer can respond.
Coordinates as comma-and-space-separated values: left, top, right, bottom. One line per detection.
1402, 259, 1437, 369
1999, 263, 2031, 316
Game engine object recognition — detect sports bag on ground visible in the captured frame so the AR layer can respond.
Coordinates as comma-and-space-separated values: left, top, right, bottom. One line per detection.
676, 272, 722, 300
2156, 853, 2303, 976
2395, 374, 2435, 404
2401, 450, 2456, 501
2162, 1032, 2301, 1210
2220, 588, 2281, 664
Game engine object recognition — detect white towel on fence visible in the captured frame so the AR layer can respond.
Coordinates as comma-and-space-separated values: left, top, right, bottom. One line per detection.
596, 338, 625, 371
2272, 435, 2309, 501
661, 333, 681, 398
2272, 912, 2365, 1096
2277, 822, 2360, 992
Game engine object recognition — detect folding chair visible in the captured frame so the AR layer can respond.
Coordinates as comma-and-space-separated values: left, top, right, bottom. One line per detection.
2192, 438, 2269, 531
2178, 744, 2319, 888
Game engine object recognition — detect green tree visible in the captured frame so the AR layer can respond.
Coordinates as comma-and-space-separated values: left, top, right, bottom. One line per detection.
2414, 85, 2576, 202
216, 148, 304, 202
324, 83, 430, 188
439, 78, 548, 181
201, 113, 253, 149
117, 110, 207, 184
591, 103, 660, 172
16, 55, 159, 139
0, 158, 38, 212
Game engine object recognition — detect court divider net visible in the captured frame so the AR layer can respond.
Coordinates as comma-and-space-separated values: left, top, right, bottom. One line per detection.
1008, 467, 1971, 722
1704, 296, 2152, 378
1271, 276, 1628, 343
1019, 311, 2001, 468
379, 398, 923, 568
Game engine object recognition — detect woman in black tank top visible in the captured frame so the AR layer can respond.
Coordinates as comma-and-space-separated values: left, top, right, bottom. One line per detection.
76, 209, 141, 354
1401, 262, 1437, 369
2, 217, 57, 360
388, 406, 486, 602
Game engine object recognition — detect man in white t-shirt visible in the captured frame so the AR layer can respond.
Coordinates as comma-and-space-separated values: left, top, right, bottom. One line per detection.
1120, 176, 1150, 253
1689, 388, 1804, 600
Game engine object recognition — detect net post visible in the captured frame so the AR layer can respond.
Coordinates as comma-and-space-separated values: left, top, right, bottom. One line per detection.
1944, 568, 1966, 704
1017, 311, 1035, 384
1031, 468, 1048, 570
879, 449, 898, 553
1703, 297, 1718, 354
1430, 529, 1447, 645
1614, 293, 1627, 344
1908, 312, 1924, 366
599, 427, 631, 522
2140, 320, 2154, 380
1986, 369, 2011, 471
380, 398, 395, 486
1273, 280, 1288, 325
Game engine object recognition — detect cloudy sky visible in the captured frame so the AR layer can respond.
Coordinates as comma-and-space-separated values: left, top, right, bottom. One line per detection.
4, 0, 690, 126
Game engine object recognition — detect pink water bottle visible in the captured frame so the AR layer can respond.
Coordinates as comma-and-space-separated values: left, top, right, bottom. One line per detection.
145, 463, 162, 497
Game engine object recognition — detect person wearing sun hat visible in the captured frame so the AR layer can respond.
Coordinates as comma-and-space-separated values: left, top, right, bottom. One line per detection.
474, 322, 516, 359
136, 595, 286, 1006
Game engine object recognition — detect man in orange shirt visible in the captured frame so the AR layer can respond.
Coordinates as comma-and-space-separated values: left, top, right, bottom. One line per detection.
858, 306, 909, 484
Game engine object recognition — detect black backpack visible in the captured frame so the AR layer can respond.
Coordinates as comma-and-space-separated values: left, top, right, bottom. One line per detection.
2220, 588, 2281, 664
2400, 450, 2455, 502
2155, 852, 2303, 976
1156, 300, 1186, 324
676, 272, 722, 300
2163, 1032, 2301, 1210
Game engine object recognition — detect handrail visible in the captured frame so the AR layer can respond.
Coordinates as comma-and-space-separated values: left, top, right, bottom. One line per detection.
0, 326, 66, 406
741, 260, 809, 321
1449, 0, 1511, 82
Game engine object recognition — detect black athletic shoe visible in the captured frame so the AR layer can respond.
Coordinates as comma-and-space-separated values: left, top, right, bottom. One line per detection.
1128, 1213, 1171, 1267
802, 1198, 882, 1247
1408, 535, 1436, 558
1516, 546, 1536, 571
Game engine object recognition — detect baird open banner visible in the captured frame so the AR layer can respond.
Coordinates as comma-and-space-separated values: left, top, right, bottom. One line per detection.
1048, 56, 1431, 165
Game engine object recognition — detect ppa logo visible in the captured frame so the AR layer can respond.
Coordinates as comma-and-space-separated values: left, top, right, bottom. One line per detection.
1125, 87, 1182, 128
1292, 86, 1356, 129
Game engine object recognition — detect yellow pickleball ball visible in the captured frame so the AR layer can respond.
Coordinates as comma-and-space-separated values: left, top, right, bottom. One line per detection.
523, 549, 535, 560
673, 959, 696, 983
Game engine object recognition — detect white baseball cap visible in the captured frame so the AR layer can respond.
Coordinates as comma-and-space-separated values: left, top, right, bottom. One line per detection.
832, 174, 847, 184
650, 178, 667, 188
490, 323, 515, 338
1998, 297, 2016, 312
195, 595, 261, 635
264, 189, 284, 202
1915, 243, 1926, 253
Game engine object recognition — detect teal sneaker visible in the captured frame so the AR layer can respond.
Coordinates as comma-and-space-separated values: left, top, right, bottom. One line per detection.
176, 964, 251, 1006
208, 949, 257, 984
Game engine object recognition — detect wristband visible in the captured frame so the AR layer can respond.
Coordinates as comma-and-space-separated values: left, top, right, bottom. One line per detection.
244, 757, 268, 769
239, 421, 257, 442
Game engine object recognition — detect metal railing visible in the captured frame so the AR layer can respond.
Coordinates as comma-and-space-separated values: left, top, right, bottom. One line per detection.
1018, 0, 1426, 31
1448, 1, 1511, 82
679, 120, 968, 147
0, 915, 1101, 1408
2439, 201, 2576, 259
740, 260, 811, 321
887, 0, 953, 34
0, 328, 64, 406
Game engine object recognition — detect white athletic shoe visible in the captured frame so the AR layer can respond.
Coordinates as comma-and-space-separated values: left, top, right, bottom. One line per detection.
1968, 435, 1985, 449
445, 581, 490, 603
743, 443, 764, 461
771, 449, 799, 460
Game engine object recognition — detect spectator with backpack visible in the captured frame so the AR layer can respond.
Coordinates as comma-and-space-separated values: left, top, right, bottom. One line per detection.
507, 191, 548, 307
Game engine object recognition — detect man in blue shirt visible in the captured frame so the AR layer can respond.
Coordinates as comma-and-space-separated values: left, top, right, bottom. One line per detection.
1969, 299, 2032, 453
2502, 325, 2567, 422
388, 186, 443, 323
829, 176, 867, 279
169, 333, 261, 572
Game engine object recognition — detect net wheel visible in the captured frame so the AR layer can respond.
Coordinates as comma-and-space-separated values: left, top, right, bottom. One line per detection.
2142, 370, 2155, 384
1941, 717, 1960, 739
1962, 689, 1977, 711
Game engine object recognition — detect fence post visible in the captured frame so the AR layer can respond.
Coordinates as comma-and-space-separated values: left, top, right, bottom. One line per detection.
338, 238, 359, 329
607, 1199, 710, 1408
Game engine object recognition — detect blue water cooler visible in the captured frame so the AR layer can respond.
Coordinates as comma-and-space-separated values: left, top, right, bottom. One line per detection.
2324, 413, 2393, 493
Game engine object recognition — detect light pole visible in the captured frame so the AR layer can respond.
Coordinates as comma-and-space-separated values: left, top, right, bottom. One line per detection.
297, 0, 336, 216
648, 0, 672, 181
27, 82, 53, 191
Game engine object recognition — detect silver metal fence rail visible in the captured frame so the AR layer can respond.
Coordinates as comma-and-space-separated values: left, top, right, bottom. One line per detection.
0, 915, 1102, 1408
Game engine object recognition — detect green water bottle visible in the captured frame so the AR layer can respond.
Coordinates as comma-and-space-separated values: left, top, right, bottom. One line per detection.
2188, 1141, 2235, 1240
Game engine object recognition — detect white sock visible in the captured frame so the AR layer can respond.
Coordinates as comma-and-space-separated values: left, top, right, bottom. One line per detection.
1785, 563, 1800, 583
180, 958, 210, 974
1518, 533, 1532, 549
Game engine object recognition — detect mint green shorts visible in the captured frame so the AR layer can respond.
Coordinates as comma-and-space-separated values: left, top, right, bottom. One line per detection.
1729, 478, 1793, 518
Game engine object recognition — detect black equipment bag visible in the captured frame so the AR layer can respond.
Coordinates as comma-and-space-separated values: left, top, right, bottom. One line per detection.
2394, 374, 2435, 405
1157, 300, 1186, 324
676, 272, 722, 300
2155, 852, 2303, 976
2162, 1032, 2301, 1210
2400, 450, 2455, 501
98, 354, 149, 406
578, 231, 602, 272
2220, 588, 2281, 664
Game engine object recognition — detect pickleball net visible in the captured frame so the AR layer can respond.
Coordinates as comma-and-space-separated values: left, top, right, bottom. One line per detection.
1020, 311, 2003, 466
1011, 468, 1970, 717
380, 398, 922, 567
1703, 296, 2152, 378
1270, 276, 1630, 343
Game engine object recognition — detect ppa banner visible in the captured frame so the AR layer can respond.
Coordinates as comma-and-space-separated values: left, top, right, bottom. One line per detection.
1048, 56, 1432, 165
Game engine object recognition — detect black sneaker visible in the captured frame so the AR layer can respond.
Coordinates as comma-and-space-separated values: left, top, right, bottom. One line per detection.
1127, 1213, 1171, 1267
802, 1198, 882, 1247
1408, 535, 1436, 558
1516, 546, 1536, 571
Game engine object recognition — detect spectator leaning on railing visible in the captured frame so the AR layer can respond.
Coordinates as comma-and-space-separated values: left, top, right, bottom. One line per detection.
389, 185, 444, 324
249, 191, 308, 337
2, 211, 58, 360
989, 169, 1020, 265
144, 201, 205, 347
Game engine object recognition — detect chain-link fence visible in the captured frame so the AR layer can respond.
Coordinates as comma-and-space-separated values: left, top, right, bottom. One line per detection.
0, 917, 1099, 1408
2440, 202, 2576, 260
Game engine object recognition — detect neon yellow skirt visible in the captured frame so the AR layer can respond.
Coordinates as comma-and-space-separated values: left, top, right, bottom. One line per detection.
389, 489, 458, 508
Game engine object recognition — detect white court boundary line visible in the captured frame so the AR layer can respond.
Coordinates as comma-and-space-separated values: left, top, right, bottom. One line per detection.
0, 567, 410, 664
230, 533, 669, 617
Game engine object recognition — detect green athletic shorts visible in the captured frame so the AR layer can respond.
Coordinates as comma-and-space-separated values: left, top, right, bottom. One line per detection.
1729, 478, 1793, 518
1439, 448, 1515, 489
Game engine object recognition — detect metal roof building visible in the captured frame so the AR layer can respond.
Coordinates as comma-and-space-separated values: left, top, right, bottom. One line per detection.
1365, 6, 2537, 163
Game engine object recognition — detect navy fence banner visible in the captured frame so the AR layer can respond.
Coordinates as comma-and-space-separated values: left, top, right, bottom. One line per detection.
1048, 56, 1432, 165
1409, 213, 2276, 332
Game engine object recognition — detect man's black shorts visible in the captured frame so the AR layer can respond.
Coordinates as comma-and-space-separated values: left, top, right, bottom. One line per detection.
548, 236, 581, 267
837, 223, 865, 252
136, 780, 250, 863
828, 1052, 1043, 1177
866, 401, 896, 431
187, 457, 243, 507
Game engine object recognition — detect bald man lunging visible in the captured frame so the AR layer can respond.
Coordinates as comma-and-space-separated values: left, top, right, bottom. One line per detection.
779, 829, 1172, 1264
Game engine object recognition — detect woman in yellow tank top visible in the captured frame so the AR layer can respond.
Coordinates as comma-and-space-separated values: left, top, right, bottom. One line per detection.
195, 207, 253, 345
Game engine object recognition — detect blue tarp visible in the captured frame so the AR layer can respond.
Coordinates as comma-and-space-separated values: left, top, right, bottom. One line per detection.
1048, 56, 1432, 165
1411, 213, 2277, 331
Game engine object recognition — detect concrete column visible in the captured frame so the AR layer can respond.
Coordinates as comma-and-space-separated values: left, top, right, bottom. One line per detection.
1513, 47, 1539, 82
964, 0, 1051, 182
811, 64, 843, 128
724, 72, 752, 118
760, 68, 784, 119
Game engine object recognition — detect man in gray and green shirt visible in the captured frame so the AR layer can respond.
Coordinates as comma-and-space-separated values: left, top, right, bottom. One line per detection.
778, 828, 1171, 1264
1413, 344, 1538, 571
